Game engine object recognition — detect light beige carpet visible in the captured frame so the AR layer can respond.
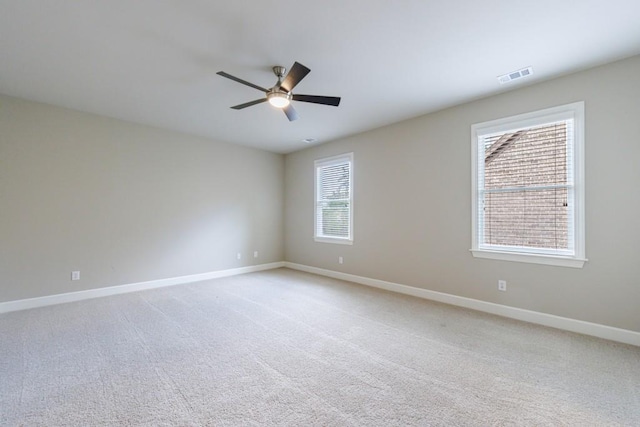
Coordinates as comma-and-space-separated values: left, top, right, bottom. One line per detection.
1, 268, 639, 426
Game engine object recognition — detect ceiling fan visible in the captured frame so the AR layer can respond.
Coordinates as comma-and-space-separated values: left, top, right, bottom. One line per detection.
216, 62, 341, 121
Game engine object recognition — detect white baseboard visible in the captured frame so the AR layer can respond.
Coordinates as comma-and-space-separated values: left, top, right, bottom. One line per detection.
284, 262, 640, 347
0, 262, 285, 314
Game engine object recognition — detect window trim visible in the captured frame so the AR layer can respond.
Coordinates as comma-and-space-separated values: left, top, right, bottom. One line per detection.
470, 102, 586, 268
314, 152, 354, 245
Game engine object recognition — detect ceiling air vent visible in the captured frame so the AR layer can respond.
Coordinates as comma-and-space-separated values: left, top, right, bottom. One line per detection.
498, 66, 533, 84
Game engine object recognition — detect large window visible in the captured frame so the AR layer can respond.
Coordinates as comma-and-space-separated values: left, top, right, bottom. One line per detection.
315, 153, 353, 244
471, 102, 585, 267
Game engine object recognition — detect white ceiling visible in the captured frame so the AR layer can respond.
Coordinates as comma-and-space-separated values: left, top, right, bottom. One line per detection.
1, 1, 639, 153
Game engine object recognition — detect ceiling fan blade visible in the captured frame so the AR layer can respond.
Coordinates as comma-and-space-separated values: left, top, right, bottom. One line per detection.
283, 104, 299, 121
217, 71, 268, 92
280, 62, 310, 93
231, 98, 267, 110
292, 94, 341, 107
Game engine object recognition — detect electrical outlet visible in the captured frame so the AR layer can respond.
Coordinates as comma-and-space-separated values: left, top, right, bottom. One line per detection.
236, 253, 242, 260
253, 251, 258, 258
71, 271, 80, 281
498, 280, 507, 292
338, 256, 344, 264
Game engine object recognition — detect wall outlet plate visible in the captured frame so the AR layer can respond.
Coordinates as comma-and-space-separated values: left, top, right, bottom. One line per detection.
498, 280, 507, 291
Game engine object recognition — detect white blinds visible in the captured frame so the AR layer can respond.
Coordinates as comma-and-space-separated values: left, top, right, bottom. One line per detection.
478, 120, 574, 253
315, 155, 352, 240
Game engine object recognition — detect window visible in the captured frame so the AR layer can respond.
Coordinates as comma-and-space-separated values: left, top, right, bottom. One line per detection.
315, 153, 353, 244
471, 102, 585, 268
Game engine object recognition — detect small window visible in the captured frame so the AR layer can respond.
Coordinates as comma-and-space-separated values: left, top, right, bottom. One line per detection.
314, 153, 353, 244
471, 102, 586, 268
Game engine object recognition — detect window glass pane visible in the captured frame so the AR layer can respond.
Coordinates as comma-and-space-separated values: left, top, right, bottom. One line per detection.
317, 201, 350, 238
483, 188, 568, 249
319, 164, 350, 199
483, 123, 568, 190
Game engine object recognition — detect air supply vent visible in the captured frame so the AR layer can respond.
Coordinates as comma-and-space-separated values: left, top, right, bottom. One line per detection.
498, 66, 533, 84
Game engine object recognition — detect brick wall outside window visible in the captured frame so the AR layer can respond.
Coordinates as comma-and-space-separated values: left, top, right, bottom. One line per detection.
483, 123, 568, 250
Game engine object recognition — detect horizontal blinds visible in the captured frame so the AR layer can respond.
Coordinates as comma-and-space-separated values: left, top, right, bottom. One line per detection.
479, 121, 573, 251
316, 159, 351, 239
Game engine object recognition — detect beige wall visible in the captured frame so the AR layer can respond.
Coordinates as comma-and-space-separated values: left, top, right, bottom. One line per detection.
0, 95, 284, 302
285, 55, 640, 332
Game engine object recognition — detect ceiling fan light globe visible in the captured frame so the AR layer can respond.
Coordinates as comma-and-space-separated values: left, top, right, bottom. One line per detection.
267, 92, 290, 108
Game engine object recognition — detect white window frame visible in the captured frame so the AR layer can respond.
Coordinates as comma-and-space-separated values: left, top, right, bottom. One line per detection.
314, 153, 354, 245
470, 102, 586, 268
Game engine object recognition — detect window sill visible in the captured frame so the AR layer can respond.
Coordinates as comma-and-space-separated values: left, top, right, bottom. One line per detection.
314, 237, 353, 245
470, 249, 586, 268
